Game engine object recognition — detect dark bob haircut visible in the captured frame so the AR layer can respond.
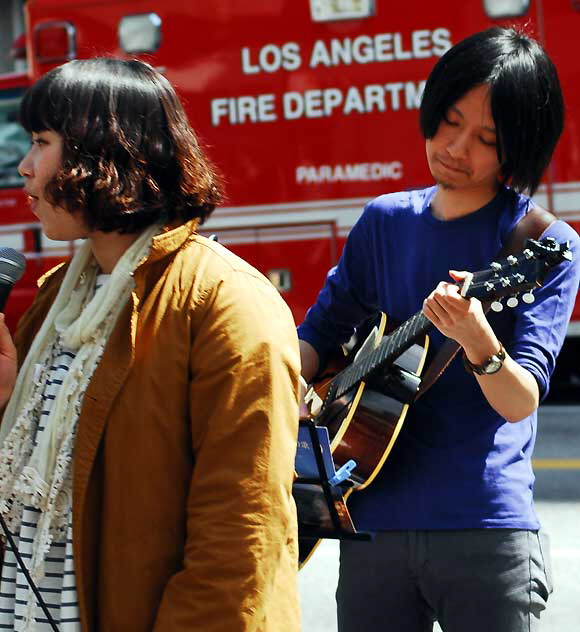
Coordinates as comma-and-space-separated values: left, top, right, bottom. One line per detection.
420, 27, 563, 196
20, 58, 223, 233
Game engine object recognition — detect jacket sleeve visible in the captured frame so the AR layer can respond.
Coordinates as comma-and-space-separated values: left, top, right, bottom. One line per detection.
153, 268, 301, 631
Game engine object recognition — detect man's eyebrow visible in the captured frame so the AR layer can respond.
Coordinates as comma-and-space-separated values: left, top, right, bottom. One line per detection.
449, 105, 497, 134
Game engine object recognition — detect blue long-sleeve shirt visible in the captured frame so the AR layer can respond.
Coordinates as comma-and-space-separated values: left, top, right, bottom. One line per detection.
298, 186, 580, 530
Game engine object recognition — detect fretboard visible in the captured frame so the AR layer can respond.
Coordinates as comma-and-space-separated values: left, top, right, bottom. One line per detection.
324, 309, 432, 405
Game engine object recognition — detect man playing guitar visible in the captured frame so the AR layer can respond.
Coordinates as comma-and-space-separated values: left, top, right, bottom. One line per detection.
298, 27, 580, 632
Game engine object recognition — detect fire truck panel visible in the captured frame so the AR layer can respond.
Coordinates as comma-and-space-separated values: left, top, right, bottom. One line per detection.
7, 1, 580, 355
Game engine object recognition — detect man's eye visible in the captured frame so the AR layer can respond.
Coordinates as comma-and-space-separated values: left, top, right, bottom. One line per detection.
443, 115, 459, 126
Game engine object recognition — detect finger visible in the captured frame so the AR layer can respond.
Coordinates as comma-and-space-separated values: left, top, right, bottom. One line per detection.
433, 292, 472, 317
431, 280, 464, 299
426, 282, 468, 321
423, 297, 450, 325
432, 284, 469, 310
449, 269, 469, 282
0, 314, 16, 360
438, 280, 465, 298
422, 300, 438, 325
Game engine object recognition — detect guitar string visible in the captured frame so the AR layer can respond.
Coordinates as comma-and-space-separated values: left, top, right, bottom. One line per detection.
322, 250, 556, 408
336, 309, 428, 399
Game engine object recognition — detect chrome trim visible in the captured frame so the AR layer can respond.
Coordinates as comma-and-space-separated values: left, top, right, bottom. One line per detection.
118, 13, 162, 54
33, 21, 77, 64
309, 0, 375, 22
482, 0, 530, 18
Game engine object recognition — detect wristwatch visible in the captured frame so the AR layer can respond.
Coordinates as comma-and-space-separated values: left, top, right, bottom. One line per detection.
462, 343, 506, 375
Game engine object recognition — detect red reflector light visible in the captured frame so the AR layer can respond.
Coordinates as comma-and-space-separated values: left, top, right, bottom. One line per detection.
34, 22, 76, 64
9, 33, 26, 60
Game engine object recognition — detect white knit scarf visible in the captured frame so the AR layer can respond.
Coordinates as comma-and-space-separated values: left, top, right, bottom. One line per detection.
0, 224, 159, 595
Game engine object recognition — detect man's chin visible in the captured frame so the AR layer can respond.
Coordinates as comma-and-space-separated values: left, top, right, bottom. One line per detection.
434, 178, 456, 191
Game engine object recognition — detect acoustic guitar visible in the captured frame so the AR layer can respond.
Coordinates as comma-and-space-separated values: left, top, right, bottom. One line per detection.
297, 237, 572, 565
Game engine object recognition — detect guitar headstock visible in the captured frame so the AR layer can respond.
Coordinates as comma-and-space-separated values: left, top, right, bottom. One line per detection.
460, 237, 572, 311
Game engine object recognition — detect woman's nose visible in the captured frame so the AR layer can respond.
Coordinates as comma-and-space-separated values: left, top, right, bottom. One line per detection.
18, 150, 33, 178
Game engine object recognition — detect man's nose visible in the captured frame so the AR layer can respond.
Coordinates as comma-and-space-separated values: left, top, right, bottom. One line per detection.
446, 131, 469, 159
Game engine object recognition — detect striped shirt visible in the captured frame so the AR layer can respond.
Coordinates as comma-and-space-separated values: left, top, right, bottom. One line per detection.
0, 348, 81, 630
0, 274, 109, 631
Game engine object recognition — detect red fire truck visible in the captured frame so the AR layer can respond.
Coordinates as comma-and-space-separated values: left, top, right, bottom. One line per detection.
1, 0, 579, 390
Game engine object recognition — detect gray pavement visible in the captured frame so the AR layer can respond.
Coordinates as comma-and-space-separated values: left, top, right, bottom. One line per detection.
299, 404, 580, 631
533, 405, 580, 632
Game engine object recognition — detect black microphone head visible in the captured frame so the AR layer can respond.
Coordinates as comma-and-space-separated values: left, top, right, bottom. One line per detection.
0, 248, 26, 286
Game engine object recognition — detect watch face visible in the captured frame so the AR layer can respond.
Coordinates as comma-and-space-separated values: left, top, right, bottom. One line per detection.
484, 359, 503, 374
465, 346, 505, 375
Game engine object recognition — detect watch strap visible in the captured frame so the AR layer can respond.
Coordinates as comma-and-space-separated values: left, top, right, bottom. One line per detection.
462, 342, 506, 375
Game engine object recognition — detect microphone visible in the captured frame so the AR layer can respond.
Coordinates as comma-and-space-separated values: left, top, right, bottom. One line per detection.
0, 247, 26, 312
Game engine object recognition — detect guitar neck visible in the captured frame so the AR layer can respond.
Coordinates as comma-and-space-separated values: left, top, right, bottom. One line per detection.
329, 310, 431, 402
321, 237, 572, 407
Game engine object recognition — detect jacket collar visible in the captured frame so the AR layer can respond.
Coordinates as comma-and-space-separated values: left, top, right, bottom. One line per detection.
141, 218, 199, 265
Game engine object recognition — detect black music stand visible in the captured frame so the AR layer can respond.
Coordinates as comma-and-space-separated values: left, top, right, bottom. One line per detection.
293, 419, 370, 563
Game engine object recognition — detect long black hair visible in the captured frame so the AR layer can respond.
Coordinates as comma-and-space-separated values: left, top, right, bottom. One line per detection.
420, 27, 563, 195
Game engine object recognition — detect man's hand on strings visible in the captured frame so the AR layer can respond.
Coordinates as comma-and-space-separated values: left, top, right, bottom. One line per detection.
422, 270, 494, 349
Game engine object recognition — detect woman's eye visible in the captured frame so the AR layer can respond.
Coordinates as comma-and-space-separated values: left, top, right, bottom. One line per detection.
480, 137, 497, 147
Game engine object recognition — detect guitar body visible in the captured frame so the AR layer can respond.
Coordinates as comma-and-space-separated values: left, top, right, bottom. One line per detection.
312, 312, 429, 488
298, 312, 429, 566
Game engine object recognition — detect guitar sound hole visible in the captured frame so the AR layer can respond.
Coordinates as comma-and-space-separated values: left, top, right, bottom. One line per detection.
366, 366, 420, 404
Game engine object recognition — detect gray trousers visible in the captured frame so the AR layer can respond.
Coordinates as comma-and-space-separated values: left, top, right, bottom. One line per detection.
336, 530, 553, 632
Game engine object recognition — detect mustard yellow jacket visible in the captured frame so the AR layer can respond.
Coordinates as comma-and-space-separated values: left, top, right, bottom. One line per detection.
13, 220, 301, 631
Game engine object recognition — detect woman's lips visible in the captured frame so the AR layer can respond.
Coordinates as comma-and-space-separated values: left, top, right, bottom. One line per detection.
25, 194, 39, 216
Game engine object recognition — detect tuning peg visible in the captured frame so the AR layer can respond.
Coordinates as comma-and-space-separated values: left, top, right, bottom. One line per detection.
507, 296, 519, 308
523, 249, 534, 260
490, 261, 502, 272
491, 300, 504, 312
506, 255, 518, 266
522, 292, 535, 304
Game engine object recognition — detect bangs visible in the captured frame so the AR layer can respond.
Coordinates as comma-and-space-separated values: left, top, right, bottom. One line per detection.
420, 27, 563, 195
19, 69, 67, 134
